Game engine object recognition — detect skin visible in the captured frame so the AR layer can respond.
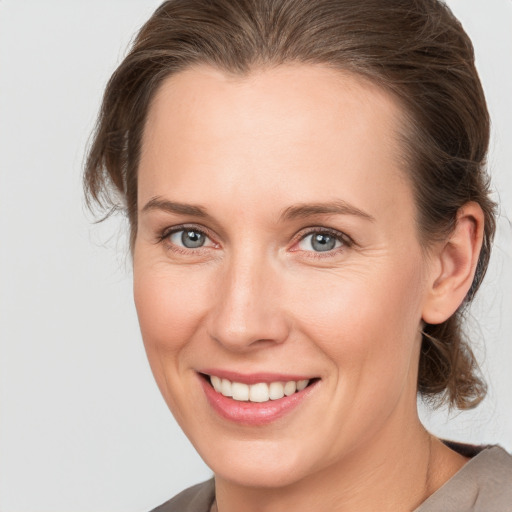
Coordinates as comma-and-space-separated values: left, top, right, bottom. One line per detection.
133, 65, 484, 511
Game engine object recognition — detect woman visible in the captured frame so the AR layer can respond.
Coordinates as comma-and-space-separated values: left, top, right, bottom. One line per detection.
84, 0, 512, 510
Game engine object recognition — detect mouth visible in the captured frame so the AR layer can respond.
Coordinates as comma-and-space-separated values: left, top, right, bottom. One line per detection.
206, 374, 313, 402
198, 372, 319, 425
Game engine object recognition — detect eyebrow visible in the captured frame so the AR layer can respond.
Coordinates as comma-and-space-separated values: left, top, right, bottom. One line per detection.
279, 200, 375, 222
141, 197, 209, 217
141, 196, 375, 223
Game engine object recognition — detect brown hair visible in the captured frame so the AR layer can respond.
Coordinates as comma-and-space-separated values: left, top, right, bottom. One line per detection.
84, 0, 496, 409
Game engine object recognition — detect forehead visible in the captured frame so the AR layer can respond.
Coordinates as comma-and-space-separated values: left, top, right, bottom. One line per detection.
139, 64, 411, 218
142, 63, 404, 153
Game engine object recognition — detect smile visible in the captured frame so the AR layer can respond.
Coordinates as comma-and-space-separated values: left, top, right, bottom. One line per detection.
209, 375, 310, 403
199, 371, 319, 425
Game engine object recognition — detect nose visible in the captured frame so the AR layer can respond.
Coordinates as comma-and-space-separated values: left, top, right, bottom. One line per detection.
206, 251, 290, 351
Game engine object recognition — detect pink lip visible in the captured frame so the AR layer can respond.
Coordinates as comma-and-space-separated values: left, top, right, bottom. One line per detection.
199, 373, 318, 426
199, 369, 313, 385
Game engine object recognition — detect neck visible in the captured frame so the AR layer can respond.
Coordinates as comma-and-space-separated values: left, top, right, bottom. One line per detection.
213, 411, 467, 512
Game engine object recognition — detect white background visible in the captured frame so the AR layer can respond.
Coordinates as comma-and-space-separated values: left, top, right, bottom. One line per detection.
0, 1, 511, 511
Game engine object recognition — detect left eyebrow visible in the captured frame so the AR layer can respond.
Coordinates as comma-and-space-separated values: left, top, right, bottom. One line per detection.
279, 200, 375, 223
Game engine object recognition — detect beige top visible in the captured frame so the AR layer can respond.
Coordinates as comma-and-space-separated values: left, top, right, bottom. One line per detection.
151, 445, 512, 512
415, 445, 512, 511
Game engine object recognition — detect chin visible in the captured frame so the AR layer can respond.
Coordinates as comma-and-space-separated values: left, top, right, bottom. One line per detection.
197, 436, 319, 488
212, 461, 308, 489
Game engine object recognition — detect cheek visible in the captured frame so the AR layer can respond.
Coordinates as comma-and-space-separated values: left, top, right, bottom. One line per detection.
133, 260, 213, 375
133, 259, 218, 428
288, 257, 425, 380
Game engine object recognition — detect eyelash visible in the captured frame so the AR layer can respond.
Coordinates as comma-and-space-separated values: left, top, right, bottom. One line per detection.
156, 224, 353, 257
157, 224, 217, 255
292, 227, 353, 258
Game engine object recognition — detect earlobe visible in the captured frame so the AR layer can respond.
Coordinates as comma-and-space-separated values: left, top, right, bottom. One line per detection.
422, 202, 484, 325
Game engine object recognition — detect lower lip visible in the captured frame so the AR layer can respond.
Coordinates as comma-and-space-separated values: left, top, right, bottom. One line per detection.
200, 376, 317, 426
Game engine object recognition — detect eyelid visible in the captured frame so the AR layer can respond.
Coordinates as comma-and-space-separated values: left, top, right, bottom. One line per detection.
155, 223, 353, 255
158, 223, 218, 248
298, 233, 342, 251
290, 226, 354, 252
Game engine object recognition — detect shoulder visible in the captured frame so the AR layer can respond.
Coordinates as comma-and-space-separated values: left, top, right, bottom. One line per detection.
417, 445, 512, 512
149, 479, 215, 512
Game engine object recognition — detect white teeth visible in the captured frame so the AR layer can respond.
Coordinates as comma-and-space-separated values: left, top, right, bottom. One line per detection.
211, 375, 222, 392
284, 381, 297, 396
221, 378, 232, 397
232, 382, 249, 401
297, 379, 308, 391
249, 382, 269, 403
209, 376, 310, 402
269, 382, 285, 400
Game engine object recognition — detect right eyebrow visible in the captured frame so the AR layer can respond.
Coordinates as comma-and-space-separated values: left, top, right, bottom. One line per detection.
141, 196, 209, 217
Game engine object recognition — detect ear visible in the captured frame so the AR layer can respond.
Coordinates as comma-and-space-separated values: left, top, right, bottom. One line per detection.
422, 202, 485, 325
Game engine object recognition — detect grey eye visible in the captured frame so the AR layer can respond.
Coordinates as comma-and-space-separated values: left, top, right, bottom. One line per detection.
170, 229, 208, 248
298, 232, 341, 252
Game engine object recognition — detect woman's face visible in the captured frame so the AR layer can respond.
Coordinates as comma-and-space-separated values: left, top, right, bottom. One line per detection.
134, 65, 434, 487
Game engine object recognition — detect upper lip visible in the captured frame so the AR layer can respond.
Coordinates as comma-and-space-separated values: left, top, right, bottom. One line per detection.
199, 369, 316, 385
